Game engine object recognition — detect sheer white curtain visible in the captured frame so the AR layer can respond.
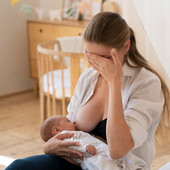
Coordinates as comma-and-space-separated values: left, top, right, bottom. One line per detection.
119, 0, 170, 86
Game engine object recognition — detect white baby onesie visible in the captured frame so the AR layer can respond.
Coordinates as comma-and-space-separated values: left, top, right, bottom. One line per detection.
60, 131, 148, 170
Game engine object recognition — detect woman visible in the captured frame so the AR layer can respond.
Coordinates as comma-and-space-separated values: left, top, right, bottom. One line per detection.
6, 12, 169, 170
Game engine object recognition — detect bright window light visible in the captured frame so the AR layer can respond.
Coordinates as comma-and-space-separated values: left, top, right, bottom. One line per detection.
0, 155, 15, 166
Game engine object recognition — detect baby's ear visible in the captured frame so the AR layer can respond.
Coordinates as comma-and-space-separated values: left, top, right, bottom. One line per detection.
52, 126, 60, 134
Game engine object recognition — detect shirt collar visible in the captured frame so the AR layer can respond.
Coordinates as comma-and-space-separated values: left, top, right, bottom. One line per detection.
122, 59, 137, 77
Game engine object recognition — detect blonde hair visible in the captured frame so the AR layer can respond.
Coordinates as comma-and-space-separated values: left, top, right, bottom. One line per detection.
83, 12, 170, 136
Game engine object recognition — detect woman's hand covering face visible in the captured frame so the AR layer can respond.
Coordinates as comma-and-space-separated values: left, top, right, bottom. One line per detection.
85, 49, 123, 85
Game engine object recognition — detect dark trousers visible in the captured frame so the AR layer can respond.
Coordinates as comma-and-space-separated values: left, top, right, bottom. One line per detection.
5, 154, 82, 170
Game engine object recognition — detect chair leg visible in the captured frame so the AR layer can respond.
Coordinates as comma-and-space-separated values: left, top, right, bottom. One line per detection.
40, 94, 47, 124
56, 100, 62, 115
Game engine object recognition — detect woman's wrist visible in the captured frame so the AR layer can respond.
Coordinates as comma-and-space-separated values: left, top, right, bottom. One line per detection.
42, 141, 53, 155
108, 79, 122, 89
42, 143, 48, 154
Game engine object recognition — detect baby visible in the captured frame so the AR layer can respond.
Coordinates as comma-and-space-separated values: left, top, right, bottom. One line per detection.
40, 115, 147, 170
40, 115, 96, 156
40, 115, 120, 170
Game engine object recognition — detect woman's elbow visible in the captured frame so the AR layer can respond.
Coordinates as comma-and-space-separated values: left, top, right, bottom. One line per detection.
109, 150, 126, 159
109, 142, 134, 159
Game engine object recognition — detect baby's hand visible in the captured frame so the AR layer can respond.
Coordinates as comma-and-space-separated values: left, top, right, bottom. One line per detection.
86, 145, 96, 155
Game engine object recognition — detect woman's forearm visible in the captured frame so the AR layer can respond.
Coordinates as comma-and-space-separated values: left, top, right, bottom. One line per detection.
106, 82, 134, 159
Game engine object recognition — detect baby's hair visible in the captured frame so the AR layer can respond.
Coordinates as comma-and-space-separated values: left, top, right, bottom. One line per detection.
40, 115, 62, 142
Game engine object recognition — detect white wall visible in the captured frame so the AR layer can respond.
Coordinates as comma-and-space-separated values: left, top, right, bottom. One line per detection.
0, 0, 63, 96
39, 0, 63, 19
39, 0, 63, 9
0, 1, 37, 96
1, 0, 169, 96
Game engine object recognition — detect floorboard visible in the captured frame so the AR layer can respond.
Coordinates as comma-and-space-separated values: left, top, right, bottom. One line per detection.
0, 91, 170, 170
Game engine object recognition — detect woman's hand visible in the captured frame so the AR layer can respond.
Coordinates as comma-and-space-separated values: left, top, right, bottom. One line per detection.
42, 132, 83, 166
86, 49, 123, 85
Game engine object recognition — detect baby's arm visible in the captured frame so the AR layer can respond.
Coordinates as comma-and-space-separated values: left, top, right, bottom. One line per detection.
62, 131, 97, 156
86, 145, 96, 155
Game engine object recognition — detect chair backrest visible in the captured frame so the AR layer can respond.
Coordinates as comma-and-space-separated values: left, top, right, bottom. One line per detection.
37, 37, 88, 122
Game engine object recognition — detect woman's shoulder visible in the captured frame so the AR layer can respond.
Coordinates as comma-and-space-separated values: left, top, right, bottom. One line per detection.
124, 60, 161, 84
128, 67, 163, 98
137, 67, 161, 84
81, 67, 96, 76
79, 68, 98, 81
123, 61, 161, 90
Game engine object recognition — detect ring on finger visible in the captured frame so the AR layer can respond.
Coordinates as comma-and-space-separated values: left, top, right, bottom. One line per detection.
67, 154, 70, 157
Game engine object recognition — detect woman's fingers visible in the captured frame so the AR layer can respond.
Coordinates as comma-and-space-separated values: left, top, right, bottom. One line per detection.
56, 132, 74, 140
88, 59, 100, 71
86, 53, 106, 71
110, 48, 121, 66
54, 133, 80, 147
87, 53, 104, 63
42, 132, 84, 166
62, 140, 80, 147
85, 49, 123, 83
60, 147, 83, 158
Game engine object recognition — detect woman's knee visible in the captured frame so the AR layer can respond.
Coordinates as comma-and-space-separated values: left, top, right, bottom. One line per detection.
5, 155, 51, 170
5, 159, 29, 170
5, 154, 82, 170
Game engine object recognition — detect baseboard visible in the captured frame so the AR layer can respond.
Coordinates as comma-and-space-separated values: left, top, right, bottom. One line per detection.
0, 89, 33, 98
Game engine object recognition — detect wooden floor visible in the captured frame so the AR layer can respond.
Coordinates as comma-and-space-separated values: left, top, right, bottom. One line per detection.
0, 91, 170, 170
0, 91, 43, 170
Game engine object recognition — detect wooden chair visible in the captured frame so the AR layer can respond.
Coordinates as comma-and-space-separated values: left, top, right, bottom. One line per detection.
37, 37, 88, 123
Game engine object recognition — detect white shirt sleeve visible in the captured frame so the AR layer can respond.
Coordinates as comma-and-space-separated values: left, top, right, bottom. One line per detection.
66, 70, 86, 121
124, 74, 164, 149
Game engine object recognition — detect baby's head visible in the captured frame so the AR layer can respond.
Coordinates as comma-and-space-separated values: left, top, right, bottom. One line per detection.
40, 115, 76, 142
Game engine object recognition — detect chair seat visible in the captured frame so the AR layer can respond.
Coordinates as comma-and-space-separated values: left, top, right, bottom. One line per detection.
43, 68, 71, 98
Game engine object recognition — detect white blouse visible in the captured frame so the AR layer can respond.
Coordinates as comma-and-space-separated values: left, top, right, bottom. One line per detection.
67, 62, 164, 169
